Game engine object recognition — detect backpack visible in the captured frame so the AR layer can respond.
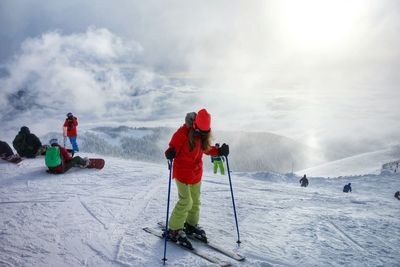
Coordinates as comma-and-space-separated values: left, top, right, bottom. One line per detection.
45, 146, 62, 167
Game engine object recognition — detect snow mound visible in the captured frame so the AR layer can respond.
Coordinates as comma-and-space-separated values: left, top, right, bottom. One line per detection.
381, 159, 400, 174
297, 145, 400, 178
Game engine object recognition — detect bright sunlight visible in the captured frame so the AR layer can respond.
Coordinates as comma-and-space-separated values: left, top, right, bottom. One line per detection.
275, 0, 365, 50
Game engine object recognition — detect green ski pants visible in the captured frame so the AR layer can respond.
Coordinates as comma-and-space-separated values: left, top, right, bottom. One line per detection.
169, 179, 201, 230
213, 160, 225, 175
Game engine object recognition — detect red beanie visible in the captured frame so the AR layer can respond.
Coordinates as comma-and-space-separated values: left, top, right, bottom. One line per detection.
195, 108, 211, 131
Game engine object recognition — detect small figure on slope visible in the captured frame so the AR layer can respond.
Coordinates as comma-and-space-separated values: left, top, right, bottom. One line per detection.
343, 183, 352, 193
12, 126, 43, 158
211, 143, 225, 175
394, 191, 400, 200
164, 109, 230, 249
299, 174, 309, 187
45, 138, 89, 174
0, 140, 22, 163
63, 112, 79, 152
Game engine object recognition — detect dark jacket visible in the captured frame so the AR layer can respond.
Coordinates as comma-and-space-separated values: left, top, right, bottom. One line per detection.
395, 191, 400, 200
299, 176, 309, 187
343, 184, 352, 193
0, 140, 14, 158
12, 127, 42, 158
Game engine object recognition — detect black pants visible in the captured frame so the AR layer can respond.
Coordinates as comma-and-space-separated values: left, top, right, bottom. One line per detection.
63, 156, 86, 173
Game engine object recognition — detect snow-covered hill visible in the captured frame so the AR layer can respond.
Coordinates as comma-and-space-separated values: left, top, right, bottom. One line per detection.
296, 145, 400, 178
1, 154, 399, 266
39, 126, 326, 174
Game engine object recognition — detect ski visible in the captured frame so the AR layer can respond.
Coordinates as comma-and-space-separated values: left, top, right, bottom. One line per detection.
157, 222, 245, 261
143, 227, 231, 267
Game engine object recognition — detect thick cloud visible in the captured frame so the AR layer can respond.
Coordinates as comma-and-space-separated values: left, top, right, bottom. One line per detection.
0, 28, 198, 139
1, 0, 399, 158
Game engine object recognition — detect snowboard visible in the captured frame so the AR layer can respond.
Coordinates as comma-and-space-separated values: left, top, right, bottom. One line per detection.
1, 154, 22, 164
87, 158, 105, 169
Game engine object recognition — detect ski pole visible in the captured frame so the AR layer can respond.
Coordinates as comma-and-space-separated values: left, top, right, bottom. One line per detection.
163, 159, 173, 265
225, 156, 241, 244
63, 126, 67, 147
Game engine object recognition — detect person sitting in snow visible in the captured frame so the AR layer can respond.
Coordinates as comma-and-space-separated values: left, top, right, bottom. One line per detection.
394, 191, 400, 200
299, 174, 309, 187
211, 143, 225, 175
63, 112, 79, 152
343, 183, 352, 193
12, 126, 43, 158
0, 140, 22, 163
46, 138, 89, 174
164, 109, 229, 249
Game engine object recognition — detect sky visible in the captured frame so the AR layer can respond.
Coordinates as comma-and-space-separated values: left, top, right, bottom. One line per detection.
0, 0, 399, 157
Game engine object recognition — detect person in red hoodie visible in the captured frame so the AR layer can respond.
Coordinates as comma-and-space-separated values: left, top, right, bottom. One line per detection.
63, 112, 79, 152
164, 108, 229, 249
46, 138, 89, 174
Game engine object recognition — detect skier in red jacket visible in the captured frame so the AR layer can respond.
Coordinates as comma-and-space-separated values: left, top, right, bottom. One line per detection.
164, 108, 229, 249
63, 112, 79, 152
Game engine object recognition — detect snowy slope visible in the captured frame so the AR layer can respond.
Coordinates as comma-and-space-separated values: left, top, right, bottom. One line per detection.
296, 145, 400, 178
1, 155, 399, 266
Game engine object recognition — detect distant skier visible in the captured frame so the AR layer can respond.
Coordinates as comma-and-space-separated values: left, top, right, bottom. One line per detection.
63, 112, 79, 152
12, 126, 43, 158
343, 183, 352, 193
211, 143, 225, 175
46, 138, 89, 174
0, 140, 22, 163
394, 191, 400, 200
299, 174, 309, 187
164, 109, 229, 249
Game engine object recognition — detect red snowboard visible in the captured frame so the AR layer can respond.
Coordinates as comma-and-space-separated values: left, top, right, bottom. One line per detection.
87, 158, 105, 169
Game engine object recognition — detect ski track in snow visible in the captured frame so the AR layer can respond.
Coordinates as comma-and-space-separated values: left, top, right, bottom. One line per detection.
1, 155, 400, 266
327, 219, 365, 251
80, 199, 109, 230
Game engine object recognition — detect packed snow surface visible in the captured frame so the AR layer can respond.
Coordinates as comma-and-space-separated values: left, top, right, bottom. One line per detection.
0, 154, 399, 266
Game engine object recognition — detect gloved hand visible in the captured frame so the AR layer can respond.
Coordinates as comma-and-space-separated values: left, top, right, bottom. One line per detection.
165, 147, 176, 160
218, 143, 229, 157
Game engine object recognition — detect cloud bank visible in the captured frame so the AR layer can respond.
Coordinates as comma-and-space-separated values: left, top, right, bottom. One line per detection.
0, 27, 199, 139
1, 0, 400, 159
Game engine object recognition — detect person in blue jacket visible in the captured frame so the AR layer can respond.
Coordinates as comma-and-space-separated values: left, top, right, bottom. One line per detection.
343, 183, 352, 193
211, 143, 225, 175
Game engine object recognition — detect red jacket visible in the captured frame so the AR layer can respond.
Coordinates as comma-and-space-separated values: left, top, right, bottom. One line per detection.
63, 117, 78, 137
48, 144, 72, 173
166, 125, 219, 184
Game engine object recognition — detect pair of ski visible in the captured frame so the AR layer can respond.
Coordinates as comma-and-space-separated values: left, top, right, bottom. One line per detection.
143, 222, 245, 266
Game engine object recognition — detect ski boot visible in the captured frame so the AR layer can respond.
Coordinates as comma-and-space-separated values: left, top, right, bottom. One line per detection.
80, 157, 90, 168
166, 229, 193, 250
184, 223, 208, 243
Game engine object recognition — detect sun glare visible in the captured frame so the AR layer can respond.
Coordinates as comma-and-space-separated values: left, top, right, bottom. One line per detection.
276, 0, 364, 49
